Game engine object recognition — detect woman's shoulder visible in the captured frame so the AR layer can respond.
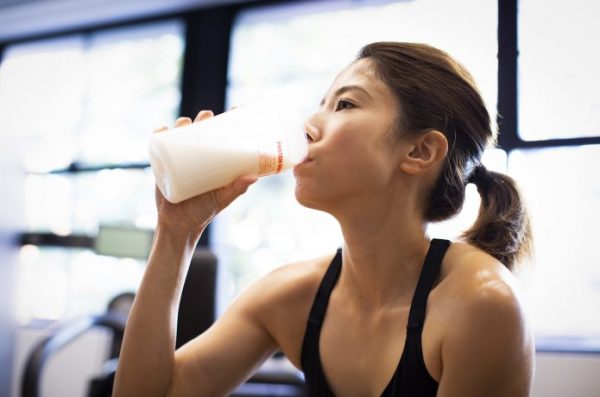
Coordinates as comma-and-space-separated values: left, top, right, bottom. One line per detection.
431, 241, 534, 391
231, 252, 336, 366
229, 252, 334, 322
432, 240, 530, 336
438, 240, 523, 301
254, 252, 335, 303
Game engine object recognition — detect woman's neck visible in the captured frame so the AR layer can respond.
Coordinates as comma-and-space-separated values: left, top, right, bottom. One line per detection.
333, 193, 432, 311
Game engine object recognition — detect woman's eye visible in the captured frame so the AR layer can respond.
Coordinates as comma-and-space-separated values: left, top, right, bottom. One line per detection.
335, 99, 355, 111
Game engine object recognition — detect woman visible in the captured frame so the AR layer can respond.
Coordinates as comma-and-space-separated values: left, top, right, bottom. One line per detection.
114, 42, 534, 397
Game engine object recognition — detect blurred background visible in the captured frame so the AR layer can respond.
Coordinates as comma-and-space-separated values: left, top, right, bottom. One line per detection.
0, 0, 599, 396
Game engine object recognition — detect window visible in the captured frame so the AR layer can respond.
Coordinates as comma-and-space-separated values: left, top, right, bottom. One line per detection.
4, 0, 597, 352
0, 20, 184, 323
23, 169, 157, 235
15, 245, 146, 323
221, 0, 600, 351
510, 145, 600, 348
518, 0, 600, 140
514, 0, 600, 350
217, 0, 498, 300
0, 36, 85, 172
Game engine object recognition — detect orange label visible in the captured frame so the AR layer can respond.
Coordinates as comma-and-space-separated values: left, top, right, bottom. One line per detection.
258, 141, 284, 176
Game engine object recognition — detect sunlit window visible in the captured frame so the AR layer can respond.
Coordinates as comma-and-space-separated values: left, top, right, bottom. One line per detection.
0, 21, 182, 236
216, 0, 498, 301
0, 36, 85, 172
0, 21, 183, 171
24, 169, 156, 236
81, 25, 183, 165
220, 0, 600, 352
509, 145, 600, 348
514, 0, 600, 349
518, 0, 600, 140
15, 245, 146, 322
0, 20, 184, 323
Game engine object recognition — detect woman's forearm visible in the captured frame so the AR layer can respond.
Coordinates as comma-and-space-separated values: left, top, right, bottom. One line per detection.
113, 224, 201, 397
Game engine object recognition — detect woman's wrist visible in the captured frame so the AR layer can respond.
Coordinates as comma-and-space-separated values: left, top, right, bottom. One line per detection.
154, 221, 204, 253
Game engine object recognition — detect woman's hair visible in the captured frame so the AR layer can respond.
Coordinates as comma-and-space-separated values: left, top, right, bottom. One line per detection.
357, 42, 532, 271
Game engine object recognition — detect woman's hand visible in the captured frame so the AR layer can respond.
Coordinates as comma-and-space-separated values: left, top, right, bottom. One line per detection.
153, 110, 257, 238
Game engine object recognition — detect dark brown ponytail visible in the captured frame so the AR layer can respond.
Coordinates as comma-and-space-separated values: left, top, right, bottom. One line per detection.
357, 42, 533, 271
461, 164, 533, 270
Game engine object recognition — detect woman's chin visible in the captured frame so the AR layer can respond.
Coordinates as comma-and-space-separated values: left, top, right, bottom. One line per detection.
294, 184, 321, 211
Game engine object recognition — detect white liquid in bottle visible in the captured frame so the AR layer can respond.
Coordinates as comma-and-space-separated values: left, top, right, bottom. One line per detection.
149, 100, 307, 203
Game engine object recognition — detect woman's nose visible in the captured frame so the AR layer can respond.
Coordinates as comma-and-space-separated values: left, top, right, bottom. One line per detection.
304, 115, 321, 143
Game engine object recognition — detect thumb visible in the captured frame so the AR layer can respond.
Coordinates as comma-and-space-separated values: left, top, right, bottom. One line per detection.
213, 175, 258, 210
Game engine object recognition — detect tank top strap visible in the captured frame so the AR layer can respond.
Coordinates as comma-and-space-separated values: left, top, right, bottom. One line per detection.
307, 248, 343, 326
301, 249, 342, 376
406, 238, 451, 333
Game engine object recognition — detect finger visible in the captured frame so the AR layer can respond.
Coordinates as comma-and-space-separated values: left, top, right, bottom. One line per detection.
214, 175, 258, 210
175, 117, 192, 127
232, 175, 258, 193
154, 184, 165, 200
194, 110, 214, 123
153, 126, 169, 133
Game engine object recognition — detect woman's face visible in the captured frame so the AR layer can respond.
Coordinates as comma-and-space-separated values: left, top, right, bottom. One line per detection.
294, 58, 403, 212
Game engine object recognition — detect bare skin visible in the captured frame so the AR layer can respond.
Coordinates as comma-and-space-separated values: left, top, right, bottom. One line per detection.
114, 59, 534, 397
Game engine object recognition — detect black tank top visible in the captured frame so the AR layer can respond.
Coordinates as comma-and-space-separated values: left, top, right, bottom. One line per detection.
300, 238, 451, 396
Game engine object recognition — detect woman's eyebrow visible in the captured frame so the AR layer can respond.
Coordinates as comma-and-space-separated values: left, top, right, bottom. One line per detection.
320, 84, 373, 106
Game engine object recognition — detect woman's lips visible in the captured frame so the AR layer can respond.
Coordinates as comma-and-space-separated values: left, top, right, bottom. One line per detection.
293, 156, 313, 174
299, 156, 313, 165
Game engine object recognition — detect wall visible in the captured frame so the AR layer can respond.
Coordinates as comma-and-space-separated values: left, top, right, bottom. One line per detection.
532, 352, 600, 397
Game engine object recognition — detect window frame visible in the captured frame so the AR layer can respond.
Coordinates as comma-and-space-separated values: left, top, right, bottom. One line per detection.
2, 0, 599, 351
495, 0, 599, 352
497, 0, 600, 151
1, 7, 235, 248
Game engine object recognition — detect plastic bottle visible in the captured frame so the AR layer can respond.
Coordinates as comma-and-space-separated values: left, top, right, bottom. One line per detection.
149, 99, 308, 203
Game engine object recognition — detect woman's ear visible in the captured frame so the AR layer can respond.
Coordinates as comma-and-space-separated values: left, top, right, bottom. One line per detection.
399, 130, 448, 175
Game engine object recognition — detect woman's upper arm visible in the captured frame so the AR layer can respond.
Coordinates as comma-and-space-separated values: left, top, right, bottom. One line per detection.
436, 278, 534, 397
166, 276, 281, 397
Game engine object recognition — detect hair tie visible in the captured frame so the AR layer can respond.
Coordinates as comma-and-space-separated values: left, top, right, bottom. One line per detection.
468, 164, 492, 190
